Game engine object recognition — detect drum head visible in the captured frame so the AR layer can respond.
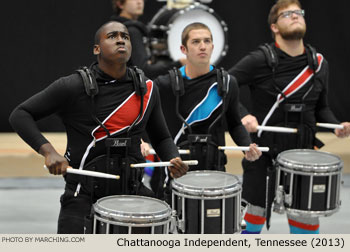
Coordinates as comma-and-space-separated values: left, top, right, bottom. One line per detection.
167, 4, 228, 65
172, 170, 241, 196
277, 149, 343, 172
94, 195, 171, 223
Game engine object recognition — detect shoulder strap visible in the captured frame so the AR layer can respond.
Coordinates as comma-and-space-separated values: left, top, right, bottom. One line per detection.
216, 67, 229, 97
305, 44, 319, 73
129, 66, 147, 96
169, 67, 185, 96
76, 66, 99, 97
259, 43, 278, 71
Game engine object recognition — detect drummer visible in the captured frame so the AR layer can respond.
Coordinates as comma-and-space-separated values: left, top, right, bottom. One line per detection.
151, 22, 261, 200
8, 21, 188, 234
228, 0, 350, 234
110, 0, 187, 79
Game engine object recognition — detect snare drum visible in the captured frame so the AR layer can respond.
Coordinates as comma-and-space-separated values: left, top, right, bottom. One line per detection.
93, 195, 172, 234
275, 149, 343, 217
172, 171, 241, 234
148, 2, 228, 65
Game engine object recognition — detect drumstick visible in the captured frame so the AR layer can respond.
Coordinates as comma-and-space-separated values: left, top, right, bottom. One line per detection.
218, 146, 270, 152
148, 149, 190, 155
130, 160, 198, 168
257, 125, 298, 133
44, 165, 120, 180
316, 123, 344, 129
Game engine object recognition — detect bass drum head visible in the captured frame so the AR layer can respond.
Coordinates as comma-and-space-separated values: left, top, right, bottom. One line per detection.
93, 195, 171, 224
276, 149, 343, 173
167, 4, 228, 65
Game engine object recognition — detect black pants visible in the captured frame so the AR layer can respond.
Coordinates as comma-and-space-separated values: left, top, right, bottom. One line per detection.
57, 189, 92, 234
241, 154, 273, 208
57, 183, 155, 234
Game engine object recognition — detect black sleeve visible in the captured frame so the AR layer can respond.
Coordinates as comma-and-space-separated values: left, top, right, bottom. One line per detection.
315, 60, 340, 124
145, 84, 179, 160
128, 26, 182, 79
228, 50, 264, 118
225, 75, 252, 146
9, 75, 76, 152
228, 50, 264, 86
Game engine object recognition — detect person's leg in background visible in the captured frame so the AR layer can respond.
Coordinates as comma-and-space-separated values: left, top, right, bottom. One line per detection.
287, 214, 320, 234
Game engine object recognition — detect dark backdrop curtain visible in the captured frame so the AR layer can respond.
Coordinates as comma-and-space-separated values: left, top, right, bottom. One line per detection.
1, 0, 348, 131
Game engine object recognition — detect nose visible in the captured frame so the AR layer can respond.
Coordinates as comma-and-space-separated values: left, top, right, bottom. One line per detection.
199, 41, 206, 50
116, 35, 125, 45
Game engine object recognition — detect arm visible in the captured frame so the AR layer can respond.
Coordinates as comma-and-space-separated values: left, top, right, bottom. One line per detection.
315, 61, 350, 137
226, 77, 261, 161
145, 84, 188, 177
9, 76, 76, 174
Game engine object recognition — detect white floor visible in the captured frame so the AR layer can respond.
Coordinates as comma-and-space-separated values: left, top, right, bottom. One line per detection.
0, 175, 349, 234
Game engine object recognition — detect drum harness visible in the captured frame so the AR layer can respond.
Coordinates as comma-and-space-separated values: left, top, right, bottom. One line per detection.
258, 43, 322, 228
76, 65, 147, 200
169, 67, 229, 171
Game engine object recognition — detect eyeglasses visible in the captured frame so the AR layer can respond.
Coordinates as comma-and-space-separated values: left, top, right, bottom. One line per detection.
277, 9, 305, 20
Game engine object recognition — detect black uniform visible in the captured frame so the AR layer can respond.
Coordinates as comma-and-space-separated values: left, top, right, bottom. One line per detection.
110, 15, 182, 79
9, 63, 179, 233
155, 66, 251, 171
229, 43, 340, 210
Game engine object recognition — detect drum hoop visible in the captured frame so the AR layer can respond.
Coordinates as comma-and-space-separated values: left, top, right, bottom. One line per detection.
172, 188, 241, 199
277, 165, 343, 175
94, 215, 171, 227
172, 171, 241, 196
276, 149, 343, 172
94, 195, 172, 222
285, 206, 340, 217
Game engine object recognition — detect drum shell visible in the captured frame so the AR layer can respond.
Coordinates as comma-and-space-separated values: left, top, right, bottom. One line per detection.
275, 149, 343, 216
171, 170, 242, 233
93, 195, 172, 234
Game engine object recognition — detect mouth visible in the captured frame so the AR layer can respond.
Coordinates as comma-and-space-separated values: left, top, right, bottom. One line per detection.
116, 47, 127, 52
198, 53, 207, 57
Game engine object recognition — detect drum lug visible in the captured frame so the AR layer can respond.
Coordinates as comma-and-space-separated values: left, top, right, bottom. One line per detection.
169, 210, 178, 233
273, 185, 285, 214
177, 220, 185, 233
285, 194, 292, 206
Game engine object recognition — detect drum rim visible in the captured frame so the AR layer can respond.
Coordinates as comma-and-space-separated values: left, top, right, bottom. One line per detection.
93, 195, 172, 223
172, 170, 241, 196
285, 205, 340, 217
276, 149, 343, 172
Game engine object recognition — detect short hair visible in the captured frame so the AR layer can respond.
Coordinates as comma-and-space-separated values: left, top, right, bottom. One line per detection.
94, 21, 127, 45
268, 0, 302, 25
181, 22, 212, 47
111, 0, 126, 15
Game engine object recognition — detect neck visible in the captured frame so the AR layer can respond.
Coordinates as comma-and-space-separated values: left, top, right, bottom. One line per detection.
185, 63, 210, 79
275, 37, 304, 56
120, 12, 139, 21
98, 60, 127, 79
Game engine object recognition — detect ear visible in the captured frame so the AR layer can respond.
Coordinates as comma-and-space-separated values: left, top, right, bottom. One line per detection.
93, 44, 100, 55
270, 23, 279, 34
116, 0, 125, 10
180, 45, 187, 56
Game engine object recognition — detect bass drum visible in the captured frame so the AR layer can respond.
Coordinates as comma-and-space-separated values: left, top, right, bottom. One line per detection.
148, 2, 228, 65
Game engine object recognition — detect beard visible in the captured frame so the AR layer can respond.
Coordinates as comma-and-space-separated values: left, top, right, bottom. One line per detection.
279, 25, 306, 40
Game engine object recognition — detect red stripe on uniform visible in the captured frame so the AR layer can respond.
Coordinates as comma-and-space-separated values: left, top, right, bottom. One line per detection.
288, 219, 320, 231
244, 213, 266, 225
94, 80, 153, 140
